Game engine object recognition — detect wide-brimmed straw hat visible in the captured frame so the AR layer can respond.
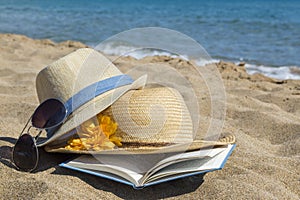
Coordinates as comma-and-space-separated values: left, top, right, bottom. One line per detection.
44, 86, 235, 154
35, 48, 147, 146
36, 48, 235, 154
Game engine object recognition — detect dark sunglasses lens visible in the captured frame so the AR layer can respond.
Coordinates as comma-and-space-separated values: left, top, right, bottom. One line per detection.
32, 99, 66, 129
13, 134, 38, 172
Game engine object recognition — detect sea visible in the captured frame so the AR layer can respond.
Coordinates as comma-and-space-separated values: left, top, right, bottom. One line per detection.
0, 0, 299, 80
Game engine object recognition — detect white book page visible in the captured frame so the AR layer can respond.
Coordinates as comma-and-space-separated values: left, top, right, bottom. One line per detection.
145, 144, 234, 184
141, 146, 228, 183
66, 155, 143, 186
150, 146, 227, 171
63, 145, 234, 186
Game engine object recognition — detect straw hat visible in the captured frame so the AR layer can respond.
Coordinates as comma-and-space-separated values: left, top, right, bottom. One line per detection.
36, 48, 235, 154
36, 48, 147, 146
44, 86, 235, 154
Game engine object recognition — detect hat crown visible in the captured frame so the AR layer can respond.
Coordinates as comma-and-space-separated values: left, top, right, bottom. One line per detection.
36, 48, 122, 103
108, 87, 193, 144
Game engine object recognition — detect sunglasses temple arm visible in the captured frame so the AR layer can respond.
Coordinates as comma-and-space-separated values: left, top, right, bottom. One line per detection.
19, 115, 33, 137
35, 130, 43, 140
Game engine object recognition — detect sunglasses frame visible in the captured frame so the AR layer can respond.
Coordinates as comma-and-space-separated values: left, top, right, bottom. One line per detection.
12, 133, 39, 172
12, 98, 67, 172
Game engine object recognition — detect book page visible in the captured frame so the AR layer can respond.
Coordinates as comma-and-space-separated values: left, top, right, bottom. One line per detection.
144, 144, 234, 184
140, 146, 228, 183
89, 153, 176, 174
62, 152, 183, 187
62, 145, 234, 187
65, 155, 143, 186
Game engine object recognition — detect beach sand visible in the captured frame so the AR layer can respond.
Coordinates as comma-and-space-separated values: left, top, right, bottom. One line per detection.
0, 34, 299, 199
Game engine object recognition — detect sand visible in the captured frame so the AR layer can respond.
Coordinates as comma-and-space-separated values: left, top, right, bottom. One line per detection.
0, 33, 299, 199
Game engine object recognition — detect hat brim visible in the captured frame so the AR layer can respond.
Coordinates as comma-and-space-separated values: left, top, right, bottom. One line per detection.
44, 135, 236, 155
36, 75, 147, 147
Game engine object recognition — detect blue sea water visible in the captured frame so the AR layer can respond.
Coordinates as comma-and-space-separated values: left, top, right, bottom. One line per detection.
0, 0, 299, 79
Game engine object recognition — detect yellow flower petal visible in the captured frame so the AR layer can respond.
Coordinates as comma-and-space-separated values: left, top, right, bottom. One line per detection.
65, 114, 121, 151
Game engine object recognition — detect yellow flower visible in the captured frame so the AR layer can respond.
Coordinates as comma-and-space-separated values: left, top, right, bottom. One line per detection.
65, 114, 122, 151
97, 114, 121, 147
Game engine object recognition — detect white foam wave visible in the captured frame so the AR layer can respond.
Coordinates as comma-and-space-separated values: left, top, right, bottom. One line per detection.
195, 59, 220, 67
96, 42, 189, 60
245, 63, 300, 80
96, 42, 300, 80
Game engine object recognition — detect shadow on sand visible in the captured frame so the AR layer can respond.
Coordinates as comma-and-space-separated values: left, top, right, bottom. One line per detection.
1, 136, 204, 198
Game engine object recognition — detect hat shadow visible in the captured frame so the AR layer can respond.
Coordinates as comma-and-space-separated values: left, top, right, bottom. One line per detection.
52, 165, 205, 199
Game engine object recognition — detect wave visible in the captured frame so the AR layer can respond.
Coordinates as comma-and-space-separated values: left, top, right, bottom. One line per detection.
96, 42, 300, 80
245, 63, 300, 80
95, 41, 190, 60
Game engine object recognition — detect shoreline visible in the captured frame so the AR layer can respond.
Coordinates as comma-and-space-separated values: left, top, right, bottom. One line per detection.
2, 33, 300, 80
0, 33, 299, 199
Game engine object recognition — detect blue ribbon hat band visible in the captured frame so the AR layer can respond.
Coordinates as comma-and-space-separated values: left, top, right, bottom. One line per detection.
46, 74, 133, 136
65, 74, 133, 116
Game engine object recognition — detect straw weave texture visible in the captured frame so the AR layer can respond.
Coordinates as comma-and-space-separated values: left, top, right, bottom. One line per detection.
102, 87, 193, 144
36, 48, 122, 103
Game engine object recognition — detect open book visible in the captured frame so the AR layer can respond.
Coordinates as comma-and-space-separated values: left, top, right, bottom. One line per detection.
60, 144, 235, 189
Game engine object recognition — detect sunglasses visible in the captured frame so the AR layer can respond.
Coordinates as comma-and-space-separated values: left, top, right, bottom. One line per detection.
12, 98, 67, 172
